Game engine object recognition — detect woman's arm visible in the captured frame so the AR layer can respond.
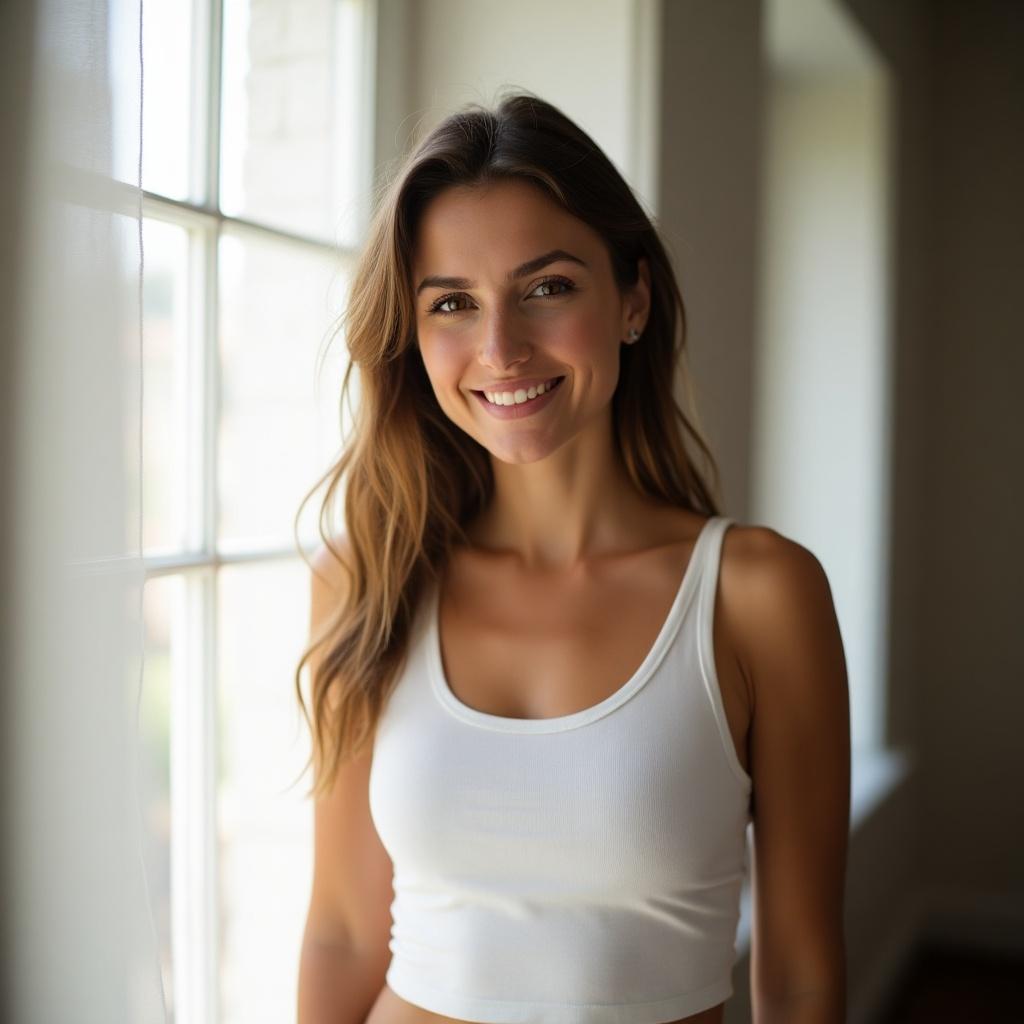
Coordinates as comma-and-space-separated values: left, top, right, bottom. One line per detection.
722, 527, 851, 1023
297, 539, 395, 1024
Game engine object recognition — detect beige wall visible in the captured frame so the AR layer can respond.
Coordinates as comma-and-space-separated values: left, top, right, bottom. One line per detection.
656, 0, 763, 518
756, 63, 893, 756
373, 0, 657, 210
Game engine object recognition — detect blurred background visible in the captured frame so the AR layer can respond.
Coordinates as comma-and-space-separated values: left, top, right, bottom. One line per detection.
0, 0, 1021, 1022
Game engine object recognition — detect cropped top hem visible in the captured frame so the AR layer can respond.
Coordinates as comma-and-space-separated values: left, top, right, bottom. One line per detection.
386, 960, 734, 1024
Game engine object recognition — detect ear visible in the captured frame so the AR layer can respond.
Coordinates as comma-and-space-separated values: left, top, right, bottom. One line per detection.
621, 257, 652, 339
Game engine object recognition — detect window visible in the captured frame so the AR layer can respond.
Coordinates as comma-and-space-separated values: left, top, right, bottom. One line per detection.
129, 1, 374, 1019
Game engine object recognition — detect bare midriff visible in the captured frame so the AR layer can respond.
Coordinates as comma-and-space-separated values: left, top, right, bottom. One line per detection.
365, 984, 726, 1024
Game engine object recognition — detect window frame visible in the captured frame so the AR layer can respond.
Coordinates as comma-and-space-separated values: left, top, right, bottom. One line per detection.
138, 0, 377, 1018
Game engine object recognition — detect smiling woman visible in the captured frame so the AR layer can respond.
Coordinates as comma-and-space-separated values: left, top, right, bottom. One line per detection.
294, 91, 849, 1024
410, 177, 651, 460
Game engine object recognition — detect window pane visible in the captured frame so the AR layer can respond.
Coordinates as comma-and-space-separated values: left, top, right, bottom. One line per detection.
218, 228, 349, 551
109, 0, 142, 186
142, 218, 192, 555
217, 559, 314, 1024
141, 0, 194, 198
220, 0, 369, 245
140, 573, 184, 1023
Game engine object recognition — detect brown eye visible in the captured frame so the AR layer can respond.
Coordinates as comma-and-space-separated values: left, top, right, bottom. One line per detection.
428, 293, 471, 316
530, 276, 575, 298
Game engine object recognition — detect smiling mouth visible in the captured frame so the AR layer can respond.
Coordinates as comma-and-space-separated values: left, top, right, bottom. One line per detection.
472, 376, 565, 403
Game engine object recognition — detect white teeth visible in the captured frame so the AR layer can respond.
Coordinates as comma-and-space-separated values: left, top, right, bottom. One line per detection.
484, 377, 560, 406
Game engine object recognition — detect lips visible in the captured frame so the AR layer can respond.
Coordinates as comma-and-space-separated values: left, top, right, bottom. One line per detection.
471, 375, 566, 419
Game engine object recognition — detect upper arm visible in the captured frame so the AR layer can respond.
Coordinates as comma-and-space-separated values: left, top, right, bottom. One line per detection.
726, 527, 851, 998
303, 537, 395, 967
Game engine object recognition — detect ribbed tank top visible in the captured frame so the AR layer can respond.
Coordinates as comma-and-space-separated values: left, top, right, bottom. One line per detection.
368, 515, 753, 1023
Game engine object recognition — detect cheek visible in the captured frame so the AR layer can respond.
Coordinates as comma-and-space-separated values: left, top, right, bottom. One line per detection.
552, 305, 619, 361
418, 336, 465, 391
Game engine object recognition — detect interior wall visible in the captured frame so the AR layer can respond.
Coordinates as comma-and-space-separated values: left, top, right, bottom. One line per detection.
372, 0, 415, 186
846, 0, 1024, 961
918, 0, 1024, 943
0, 0, 35, 1016
836, 0, 932, 797
754, 69, 892, 753
656, 0, 763, 516
414, 0, 630, 159
373, 0, 649, 207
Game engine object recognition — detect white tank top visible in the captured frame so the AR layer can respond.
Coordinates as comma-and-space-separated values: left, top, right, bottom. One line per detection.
369, 515, 752, 1023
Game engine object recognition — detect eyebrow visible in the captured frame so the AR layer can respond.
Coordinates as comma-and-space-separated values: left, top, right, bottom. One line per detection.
415, 248, 588, 296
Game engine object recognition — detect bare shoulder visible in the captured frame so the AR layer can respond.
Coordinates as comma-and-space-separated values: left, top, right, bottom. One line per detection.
717, 522, 845, 708
718, 522, 830, 605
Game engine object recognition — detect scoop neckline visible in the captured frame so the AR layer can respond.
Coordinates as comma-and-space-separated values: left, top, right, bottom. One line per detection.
427, 515, 721, 734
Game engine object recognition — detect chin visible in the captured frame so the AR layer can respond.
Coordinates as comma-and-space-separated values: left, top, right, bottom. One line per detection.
484, 440, 563, 466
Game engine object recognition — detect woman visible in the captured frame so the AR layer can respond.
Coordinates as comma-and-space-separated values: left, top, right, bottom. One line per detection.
295, 92, 850, 1024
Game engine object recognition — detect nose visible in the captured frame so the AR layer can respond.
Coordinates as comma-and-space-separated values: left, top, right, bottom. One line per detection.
477, 307, 532, 371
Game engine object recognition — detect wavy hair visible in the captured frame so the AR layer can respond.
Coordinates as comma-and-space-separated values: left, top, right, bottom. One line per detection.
293, 90, 722, 799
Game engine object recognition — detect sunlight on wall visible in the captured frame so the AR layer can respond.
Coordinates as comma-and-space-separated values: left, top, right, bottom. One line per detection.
755, 0, 893, 753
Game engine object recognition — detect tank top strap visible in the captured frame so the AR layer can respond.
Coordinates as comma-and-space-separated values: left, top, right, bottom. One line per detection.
693, 515, 736, 614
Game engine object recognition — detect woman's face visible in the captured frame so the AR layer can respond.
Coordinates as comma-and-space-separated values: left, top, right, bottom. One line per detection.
411, 178, 648, 465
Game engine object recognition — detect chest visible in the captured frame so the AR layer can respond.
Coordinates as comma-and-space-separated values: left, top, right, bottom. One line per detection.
436, 545, 752, 777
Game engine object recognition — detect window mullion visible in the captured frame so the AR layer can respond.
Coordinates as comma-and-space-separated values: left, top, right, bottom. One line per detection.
170, 187, 221, 1024
196, 0, 224, 211
201, 567, 220, 1024
203, 3, 224, 1013
200, 189, 222, 1024
178, 0, 225, 1020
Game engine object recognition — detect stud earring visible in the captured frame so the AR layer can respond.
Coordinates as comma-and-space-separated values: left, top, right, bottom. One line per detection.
626, 327, 641, 343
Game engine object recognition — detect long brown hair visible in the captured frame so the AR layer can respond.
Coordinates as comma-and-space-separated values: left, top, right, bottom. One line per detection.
293, 89, 722, 799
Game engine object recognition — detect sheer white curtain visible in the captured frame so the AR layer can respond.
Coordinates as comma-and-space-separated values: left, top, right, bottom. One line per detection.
1, 0, 165, 1021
